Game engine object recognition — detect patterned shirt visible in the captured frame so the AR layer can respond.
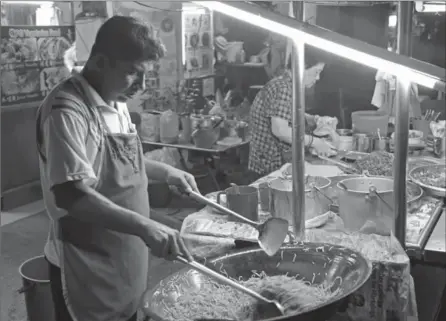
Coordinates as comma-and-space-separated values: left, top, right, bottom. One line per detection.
248, 70, 293, 175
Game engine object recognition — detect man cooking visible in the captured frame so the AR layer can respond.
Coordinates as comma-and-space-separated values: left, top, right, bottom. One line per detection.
36, 16, 197, 321
248, 60, 339, 179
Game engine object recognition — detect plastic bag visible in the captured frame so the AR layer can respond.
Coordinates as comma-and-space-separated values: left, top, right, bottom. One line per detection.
159, 110, 179, 144
140, 112, 160, 142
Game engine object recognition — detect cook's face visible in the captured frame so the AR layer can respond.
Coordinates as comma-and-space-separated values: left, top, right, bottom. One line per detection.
107, 60, 152, 102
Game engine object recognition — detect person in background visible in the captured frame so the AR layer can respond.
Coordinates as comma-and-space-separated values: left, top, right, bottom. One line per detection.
36, 16, 198, 321
248, 60, 338, 179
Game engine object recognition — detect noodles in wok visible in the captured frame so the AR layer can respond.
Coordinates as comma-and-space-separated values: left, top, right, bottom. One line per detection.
162, 272, 341, 321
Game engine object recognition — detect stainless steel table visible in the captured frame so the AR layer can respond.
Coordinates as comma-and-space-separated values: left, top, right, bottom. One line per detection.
424, 208, 446, 266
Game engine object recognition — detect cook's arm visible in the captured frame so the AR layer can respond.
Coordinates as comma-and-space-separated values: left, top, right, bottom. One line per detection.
143, 159, 176, 182
271, 116, 314, 145
271, 114, 316, 146
43, 109, 154, 238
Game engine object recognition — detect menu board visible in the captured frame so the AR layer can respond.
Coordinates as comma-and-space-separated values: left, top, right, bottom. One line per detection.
183, 9, 214, 79
1, 26, 74, 106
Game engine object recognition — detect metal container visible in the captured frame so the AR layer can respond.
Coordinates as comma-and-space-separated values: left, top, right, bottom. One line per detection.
432, 136, 446, 158
338, 135, 354, 152
143, 244, 372, 321
337, 177, 395, 234
409, 164, 446, 198
269, 176, 332, 223
352, 134, 372, 153
19, 256, 56, 321
372, 137, 389, 152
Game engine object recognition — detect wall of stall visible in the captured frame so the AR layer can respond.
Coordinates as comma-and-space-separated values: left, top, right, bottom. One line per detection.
1, 1, 75, 209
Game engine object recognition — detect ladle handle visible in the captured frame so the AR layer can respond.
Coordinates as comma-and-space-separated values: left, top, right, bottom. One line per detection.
176, 256, 269, 303
318, 155, 357, 173
369, 187, 394, 211
187, 191, 258, 226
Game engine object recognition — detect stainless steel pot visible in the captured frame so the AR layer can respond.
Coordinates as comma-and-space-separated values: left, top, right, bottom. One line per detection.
337, 177, 394, 234
269, 176, 332, 224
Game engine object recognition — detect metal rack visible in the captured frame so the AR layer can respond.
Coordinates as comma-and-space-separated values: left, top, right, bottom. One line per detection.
193, 1, 446, 249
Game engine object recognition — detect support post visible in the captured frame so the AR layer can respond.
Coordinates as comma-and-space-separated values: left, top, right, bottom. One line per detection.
393, 1, 413, 249
291, 1, 306, 239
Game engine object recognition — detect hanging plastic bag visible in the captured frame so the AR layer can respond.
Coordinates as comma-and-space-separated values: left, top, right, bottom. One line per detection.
159, 110, 179, 144
140, 112, 160, 142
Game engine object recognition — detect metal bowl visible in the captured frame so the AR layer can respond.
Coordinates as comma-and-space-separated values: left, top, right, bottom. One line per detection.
409, 164, 446, 198
143, 243, 372, 321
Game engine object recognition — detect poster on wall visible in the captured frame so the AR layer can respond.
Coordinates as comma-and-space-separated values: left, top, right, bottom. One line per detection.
113, 2, 180, 112
183, 9, 214, 79
1, 26, 74, 106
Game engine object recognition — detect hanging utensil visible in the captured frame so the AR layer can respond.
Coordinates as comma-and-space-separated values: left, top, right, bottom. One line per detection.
377, 128, 382, 140
317, 155, 359, 174
368, 186, 393, 211
186, 191, 288, 257
175, 256, 285, 318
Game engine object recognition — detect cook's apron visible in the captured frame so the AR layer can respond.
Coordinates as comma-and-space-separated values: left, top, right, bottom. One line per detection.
58, 107, 150, 321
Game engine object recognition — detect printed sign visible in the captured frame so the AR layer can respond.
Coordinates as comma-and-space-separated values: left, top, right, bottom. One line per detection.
1, 26, 75, 106
183, 10, 214, 79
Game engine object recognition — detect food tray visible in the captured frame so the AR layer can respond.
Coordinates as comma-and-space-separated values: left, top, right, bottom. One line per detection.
405, 197, 444, 255
409, 164, 446, 198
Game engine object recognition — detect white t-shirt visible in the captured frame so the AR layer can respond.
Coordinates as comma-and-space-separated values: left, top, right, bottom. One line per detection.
37, 68, 135, 267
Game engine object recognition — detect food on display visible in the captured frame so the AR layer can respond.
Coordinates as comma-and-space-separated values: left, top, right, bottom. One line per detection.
1, 37, 38, 63
40, 67, 70, 91
37, 36, 71, 61
162, 273, 340, 321
411, 165, 446, 188
354, 151, 394, 176
1, 69, 40, 95
406, 198, 442, 244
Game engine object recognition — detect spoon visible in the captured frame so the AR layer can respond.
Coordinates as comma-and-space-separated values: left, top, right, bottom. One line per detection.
176, 256, 285, 317
186, 191, 288, 257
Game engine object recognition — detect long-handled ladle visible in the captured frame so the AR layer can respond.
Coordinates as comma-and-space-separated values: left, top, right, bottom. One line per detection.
185, 190, 288, 257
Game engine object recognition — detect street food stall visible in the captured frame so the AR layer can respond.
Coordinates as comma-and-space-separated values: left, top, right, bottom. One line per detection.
141, 2, 446, 321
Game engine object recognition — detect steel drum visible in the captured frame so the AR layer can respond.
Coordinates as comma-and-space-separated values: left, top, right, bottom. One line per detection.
143, 242, 372, 321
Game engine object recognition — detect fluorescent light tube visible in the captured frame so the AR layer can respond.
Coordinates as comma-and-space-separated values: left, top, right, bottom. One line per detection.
193, 1, 439, 89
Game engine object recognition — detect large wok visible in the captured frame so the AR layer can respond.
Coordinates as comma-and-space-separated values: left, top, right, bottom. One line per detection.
143, 242, 372, 321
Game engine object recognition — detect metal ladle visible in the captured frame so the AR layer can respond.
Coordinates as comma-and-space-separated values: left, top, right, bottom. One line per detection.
175, 256, 285, 318
186, 191, 289, 257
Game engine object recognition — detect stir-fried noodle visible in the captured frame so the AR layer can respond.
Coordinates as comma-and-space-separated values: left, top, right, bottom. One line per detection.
162, 272, 341, 321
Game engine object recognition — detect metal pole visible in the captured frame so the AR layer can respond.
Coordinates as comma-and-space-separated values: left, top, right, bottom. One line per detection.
291, 1, 306, 239
394, 1, 413, 249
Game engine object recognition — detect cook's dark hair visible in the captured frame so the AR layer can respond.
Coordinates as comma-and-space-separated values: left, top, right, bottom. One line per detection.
91, 15, 165, 63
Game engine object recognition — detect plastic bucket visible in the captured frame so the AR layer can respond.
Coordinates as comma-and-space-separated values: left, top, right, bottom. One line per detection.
352, 111, 389, 136
18, 256, 55, 321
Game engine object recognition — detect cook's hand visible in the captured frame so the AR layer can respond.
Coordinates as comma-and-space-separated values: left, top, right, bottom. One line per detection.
142, 220, 193, 261
311, 137, 337, 157
165, 167, 200, 194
